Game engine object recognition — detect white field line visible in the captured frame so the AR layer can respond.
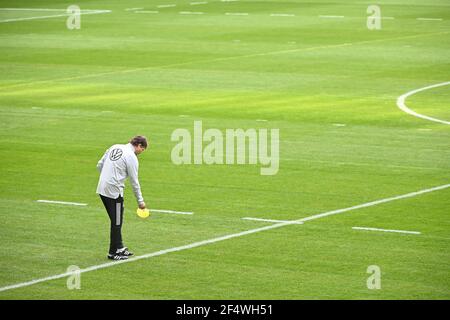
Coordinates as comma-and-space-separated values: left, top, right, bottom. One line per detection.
396, 81, 450, 125
0, 8, 107, 12
152, 209, 194, 215
298, 184, 450, 223
3, 30, 449, 91
179, 11, 204, 15
270, 13, 295, 17
225, 12, 249, 16
333, 123, 346, 127
319, 15, 345, 19
352, 227, 421, 235
157, 4, 176, 8
135, 11, 159, 14
0, 13, 71, 22
190, 2, 208, 5
242, 217, 303, 224
1, 183, 448, 293
0, 9, 111, 23
417, 18, 443, 21
36, 200, 87, 206
36, 200, 189, 215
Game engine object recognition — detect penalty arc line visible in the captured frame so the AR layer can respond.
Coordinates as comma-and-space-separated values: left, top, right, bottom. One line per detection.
396, 81, 450, 125
0, 183, 449, 293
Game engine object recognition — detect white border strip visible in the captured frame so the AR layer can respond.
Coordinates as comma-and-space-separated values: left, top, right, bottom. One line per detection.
2, 183, 448, 293
396, 81, 450, 125
36, 200, 87, 206
352, 227, 421, 235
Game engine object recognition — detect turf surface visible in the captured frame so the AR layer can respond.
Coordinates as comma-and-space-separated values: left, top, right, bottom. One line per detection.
0, 0, 449, 299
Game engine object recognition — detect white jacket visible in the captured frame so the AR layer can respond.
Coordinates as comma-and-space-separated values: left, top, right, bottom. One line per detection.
96, 143, 144, 203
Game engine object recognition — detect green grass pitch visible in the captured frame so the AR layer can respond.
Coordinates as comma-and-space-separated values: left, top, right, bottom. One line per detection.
0, 0, 449, 299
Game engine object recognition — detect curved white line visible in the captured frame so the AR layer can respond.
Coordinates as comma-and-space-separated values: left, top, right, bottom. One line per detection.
396, 81, 450, 125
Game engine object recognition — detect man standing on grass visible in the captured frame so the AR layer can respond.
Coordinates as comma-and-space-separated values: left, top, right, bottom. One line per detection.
96, 136, 148, 260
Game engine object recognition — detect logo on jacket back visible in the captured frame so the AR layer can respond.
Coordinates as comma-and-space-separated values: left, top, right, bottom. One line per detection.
109, 149, 123, 161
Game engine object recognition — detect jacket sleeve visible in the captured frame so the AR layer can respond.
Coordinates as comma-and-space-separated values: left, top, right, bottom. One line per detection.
97, 148, 109, 173
127, 156, 144, 203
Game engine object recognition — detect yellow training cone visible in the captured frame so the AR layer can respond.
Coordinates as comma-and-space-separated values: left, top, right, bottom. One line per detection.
136, 208, 150, 219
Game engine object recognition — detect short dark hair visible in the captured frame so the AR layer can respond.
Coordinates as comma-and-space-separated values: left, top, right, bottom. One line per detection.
130, 135, 148, 148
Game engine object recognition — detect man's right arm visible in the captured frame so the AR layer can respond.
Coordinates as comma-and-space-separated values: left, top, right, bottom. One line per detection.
97, 148, 109, 172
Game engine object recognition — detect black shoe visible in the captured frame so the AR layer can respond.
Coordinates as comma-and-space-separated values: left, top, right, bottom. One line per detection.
107, 251, 129, 260
118, 247, 134, 257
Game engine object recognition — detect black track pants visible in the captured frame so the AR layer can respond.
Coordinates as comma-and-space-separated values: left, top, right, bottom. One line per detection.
100, 195, 124, 254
